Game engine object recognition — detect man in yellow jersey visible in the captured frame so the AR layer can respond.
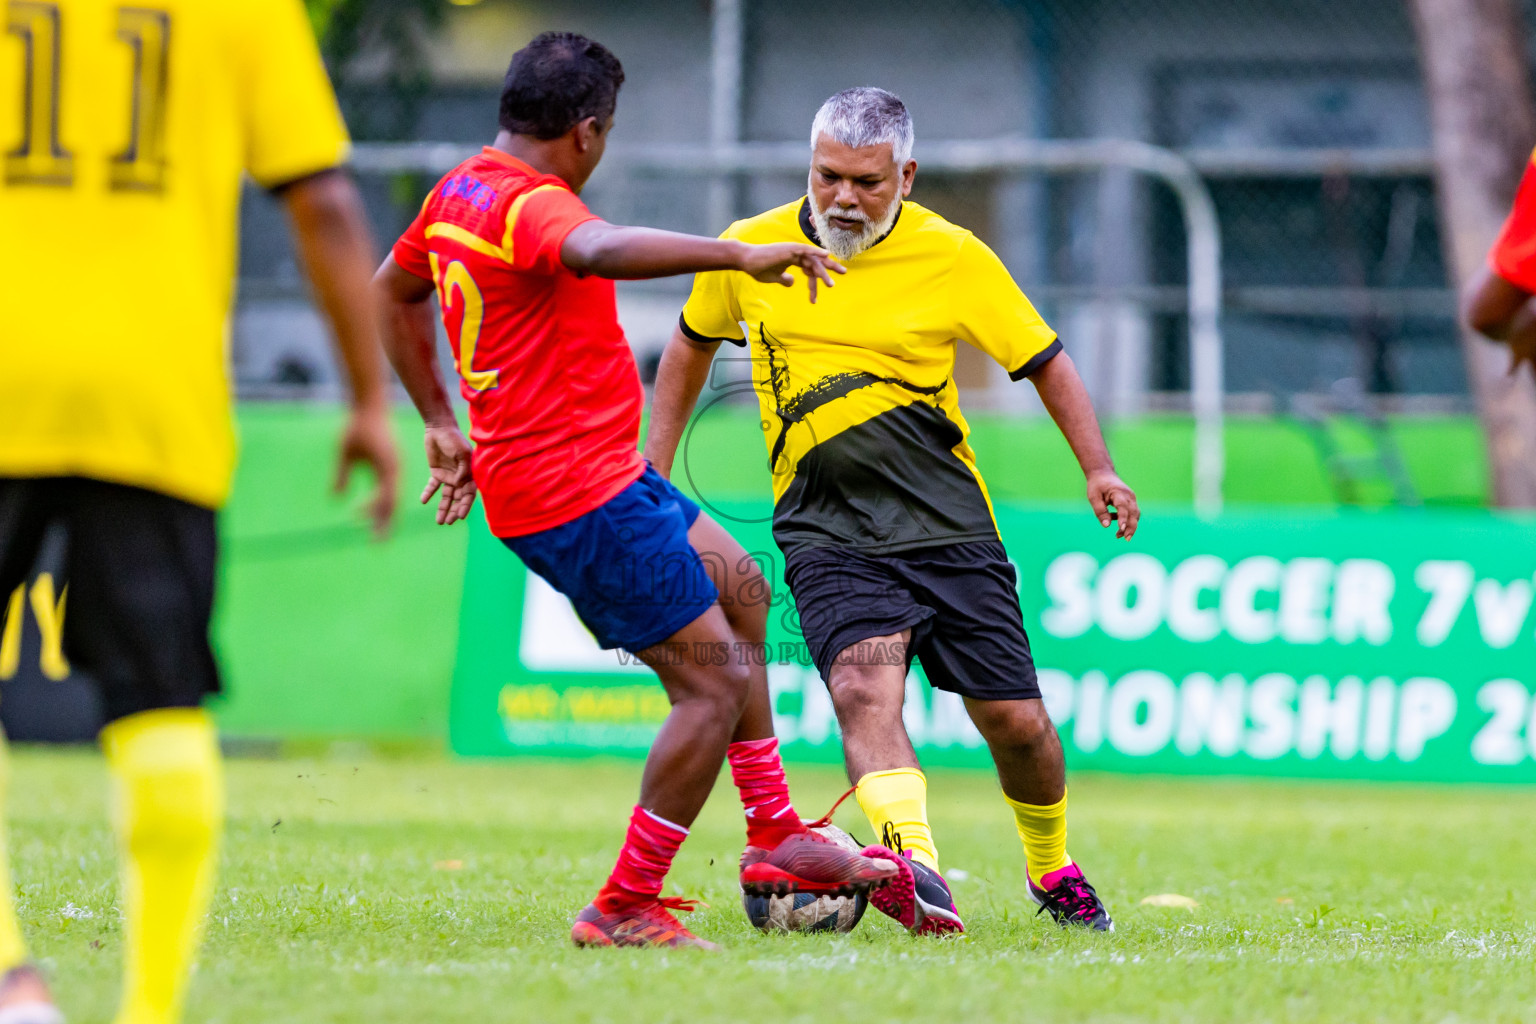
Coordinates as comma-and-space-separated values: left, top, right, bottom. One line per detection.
0, 1, 397, 1020
645, 87, 1139, 937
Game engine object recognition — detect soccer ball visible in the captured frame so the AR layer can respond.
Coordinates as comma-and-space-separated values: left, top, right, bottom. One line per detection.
741, 824, 870, 934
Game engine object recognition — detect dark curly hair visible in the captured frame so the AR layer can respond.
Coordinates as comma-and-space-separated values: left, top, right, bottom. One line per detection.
498, 32, 625, 140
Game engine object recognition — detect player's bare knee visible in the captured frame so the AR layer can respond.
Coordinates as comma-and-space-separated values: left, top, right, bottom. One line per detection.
1015, 700, 1056, 746
704, 659, 753, 719
971, 698, 1054, 749
827, 666, 901, 725
664, 673, 747, 733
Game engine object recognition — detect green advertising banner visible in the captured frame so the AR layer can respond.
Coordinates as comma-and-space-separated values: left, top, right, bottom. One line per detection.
450, 501, 1536, 782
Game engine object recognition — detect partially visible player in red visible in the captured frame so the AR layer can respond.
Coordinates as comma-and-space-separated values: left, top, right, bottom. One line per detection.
374, 32, 898, 950
1467, 147, 1536, 372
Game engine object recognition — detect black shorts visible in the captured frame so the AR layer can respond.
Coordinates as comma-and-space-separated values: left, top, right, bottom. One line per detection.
0, 477, 220, 723
785, 540, 1040, 702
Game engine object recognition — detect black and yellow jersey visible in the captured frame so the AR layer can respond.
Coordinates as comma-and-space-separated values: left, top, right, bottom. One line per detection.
0, 0, 349, 508
680, 197, 1060, 558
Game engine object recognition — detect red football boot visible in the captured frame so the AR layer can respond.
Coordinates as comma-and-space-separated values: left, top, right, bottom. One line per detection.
738, 789, 901, 896
570, 896, 719, 950
740, 830, 900, 895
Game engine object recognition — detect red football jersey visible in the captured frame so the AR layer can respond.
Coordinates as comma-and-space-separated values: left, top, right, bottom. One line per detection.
1491, 149, 1536, 294
392, 149, 646, 537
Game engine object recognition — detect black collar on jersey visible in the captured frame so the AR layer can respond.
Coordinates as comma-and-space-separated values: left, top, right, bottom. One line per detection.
798, 196, 903, 252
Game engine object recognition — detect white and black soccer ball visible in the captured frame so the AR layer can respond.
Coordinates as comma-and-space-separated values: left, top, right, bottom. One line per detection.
741, 824, 870, 934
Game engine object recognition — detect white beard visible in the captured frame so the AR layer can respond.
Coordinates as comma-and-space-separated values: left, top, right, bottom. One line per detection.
807, 190, 901, 261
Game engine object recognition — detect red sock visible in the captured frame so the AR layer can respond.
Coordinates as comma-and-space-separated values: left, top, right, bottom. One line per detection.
596, 806, 688, 911
728, 737, 806, 848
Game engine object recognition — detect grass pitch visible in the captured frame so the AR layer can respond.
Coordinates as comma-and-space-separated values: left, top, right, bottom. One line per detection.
10, 748, 1536, 1023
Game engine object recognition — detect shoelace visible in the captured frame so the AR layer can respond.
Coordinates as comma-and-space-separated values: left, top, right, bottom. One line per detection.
652, 896, 703, 917
804, 787, 910, 859
804, 787, 910, 864
804, 784, 859, 830
1035, 875, 1103, 922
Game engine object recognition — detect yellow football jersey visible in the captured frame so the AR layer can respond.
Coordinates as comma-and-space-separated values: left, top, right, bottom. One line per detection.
681, 198, 1060, 556
0, 0, 349, 508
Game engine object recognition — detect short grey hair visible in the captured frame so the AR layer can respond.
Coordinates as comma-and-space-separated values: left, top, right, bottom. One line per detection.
809, 87, 914, 167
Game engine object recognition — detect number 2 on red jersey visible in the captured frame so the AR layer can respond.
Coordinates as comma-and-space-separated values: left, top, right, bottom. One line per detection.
428, 253, 499, 392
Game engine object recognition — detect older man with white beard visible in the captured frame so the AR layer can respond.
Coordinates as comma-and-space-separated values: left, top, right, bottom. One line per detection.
644, 87, 1137, 936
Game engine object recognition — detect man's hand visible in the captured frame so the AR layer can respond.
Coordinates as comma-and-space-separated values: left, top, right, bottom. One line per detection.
738, 242, 845, 303
284, 172, 398, 537
1086, 469, 1140, 540
421, 424, 477, 526
335, 406, 399, 538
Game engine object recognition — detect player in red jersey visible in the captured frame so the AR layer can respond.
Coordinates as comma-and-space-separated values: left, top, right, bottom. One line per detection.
1467, 147, 1536, 373
374, 33, 898, 950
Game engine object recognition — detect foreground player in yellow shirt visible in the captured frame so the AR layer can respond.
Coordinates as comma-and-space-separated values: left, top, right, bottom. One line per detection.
645, 87, 1139, 936
0, 1, 397, 1020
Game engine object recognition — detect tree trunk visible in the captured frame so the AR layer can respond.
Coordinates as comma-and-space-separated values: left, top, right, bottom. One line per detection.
1409, 0, 1536, 506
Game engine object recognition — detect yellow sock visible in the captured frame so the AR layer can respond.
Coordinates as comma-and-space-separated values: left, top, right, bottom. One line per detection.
1005, 790, 1072, 887
855, 768, 939, 872
102, 708, 224, 1024
0, 730, 29, 973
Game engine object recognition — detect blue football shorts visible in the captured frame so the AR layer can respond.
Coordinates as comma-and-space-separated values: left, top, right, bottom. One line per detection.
501, 465, 719, 654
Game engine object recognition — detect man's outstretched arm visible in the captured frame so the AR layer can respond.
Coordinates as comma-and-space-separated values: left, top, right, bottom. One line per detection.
282, 170, 401, 536
562, 223, 844, 302
1028, 351, 1140, 540
643, 326, 722, 479
372, 256, 477, 526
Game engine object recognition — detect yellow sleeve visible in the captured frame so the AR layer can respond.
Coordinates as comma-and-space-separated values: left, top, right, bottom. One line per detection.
951, 234, 1061, 379
236, 0, 351, 189
679, 226, 747, 347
